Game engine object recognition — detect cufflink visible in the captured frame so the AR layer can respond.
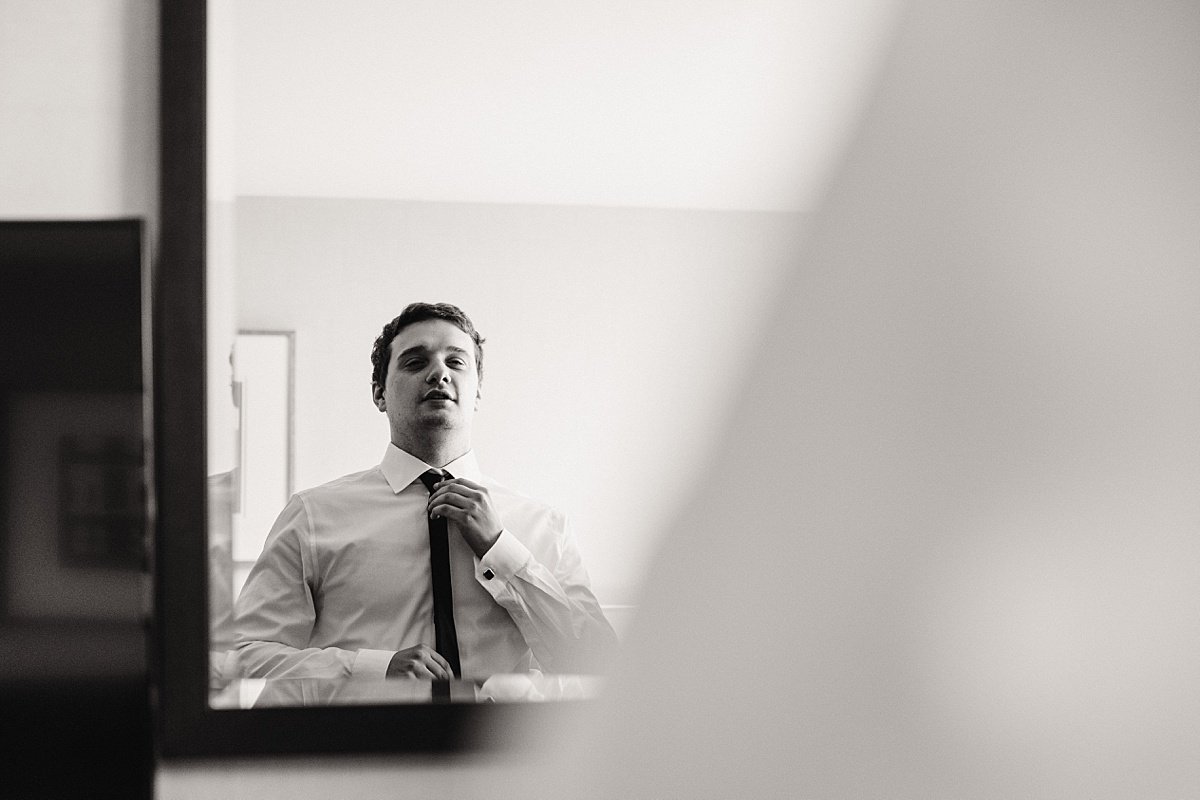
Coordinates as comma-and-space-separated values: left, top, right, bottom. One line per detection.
482, 568, 495, 580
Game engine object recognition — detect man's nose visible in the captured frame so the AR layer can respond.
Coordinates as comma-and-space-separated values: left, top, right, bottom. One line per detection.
425, 363, 451, 383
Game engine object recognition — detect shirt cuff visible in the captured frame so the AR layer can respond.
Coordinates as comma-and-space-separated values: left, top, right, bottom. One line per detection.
478, 529, 531, 581
352, 648, 396, 679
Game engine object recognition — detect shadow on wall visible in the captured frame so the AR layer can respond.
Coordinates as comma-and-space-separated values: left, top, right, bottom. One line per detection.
538, 1, 1200, 798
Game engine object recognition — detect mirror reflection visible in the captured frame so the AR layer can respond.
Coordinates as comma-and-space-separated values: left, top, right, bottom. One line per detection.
205, 0, 889, 706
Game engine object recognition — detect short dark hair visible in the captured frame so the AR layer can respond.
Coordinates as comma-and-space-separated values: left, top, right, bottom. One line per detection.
371, 302, 485, 389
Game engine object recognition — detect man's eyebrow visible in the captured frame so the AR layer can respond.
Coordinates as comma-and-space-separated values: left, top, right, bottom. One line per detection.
396, 345, 428, 360
395, 344, 469, 359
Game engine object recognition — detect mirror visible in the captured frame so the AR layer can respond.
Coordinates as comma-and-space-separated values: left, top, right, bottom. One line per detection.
156, 0, 897, 756
203, 0, 878, 705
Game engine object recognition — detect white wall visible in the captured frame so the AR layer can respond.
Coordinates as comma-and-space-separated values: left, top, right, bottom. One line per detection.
226, 196, 802, 606
228, 0, 897, 213
0, 0, 157, 221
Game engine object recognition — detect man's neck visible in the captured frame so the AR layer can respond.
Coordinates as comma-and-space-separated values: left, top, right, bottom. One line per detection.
393, 433, 469, 469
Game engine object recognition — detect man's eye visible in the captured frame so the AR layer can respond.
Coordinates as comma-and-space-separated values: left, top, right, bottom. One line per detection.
402, 359, 425, 370
448, 359, 466, 368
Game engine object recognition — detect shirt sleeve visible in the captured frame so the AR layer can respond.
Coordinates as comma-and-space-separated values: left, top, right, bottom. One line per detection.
228, 495, 394, 680
476, 512, 618, 674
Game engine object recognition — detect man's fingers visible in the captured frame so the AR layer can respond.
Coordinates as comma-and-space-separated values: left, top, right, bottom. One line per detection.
428, 481, 484, 507
421, 645, 451, 674
429, 503, 471, 524
408, 662, 437, 680
439, 476, 486, 492
393, 644, 453, 680
424, 479, 503, 557
416, 645, 452, 679
432, 662, 453, 681
428, 491, 471, 512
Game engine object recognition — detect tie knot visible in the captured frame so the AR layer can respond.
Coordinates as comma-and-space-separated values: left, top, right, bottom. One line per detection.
418, 469, 450, 493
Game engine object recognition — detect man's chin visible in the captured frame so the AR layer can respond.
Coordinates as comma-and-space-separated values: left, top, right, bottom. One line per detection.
416, 409, 459, 428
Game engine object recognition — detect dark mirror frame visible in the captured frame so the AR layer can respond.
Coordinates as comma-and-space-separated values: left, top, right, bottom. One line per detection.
154, 0, 577, 758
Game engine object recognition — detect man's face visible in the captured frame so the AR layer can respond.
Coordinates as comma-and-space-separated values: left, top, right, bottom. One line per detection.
373, 319, 481, 444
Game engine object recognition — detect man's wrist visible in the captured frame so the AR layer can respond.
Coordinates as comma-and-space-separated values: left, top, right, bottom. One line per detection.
464, 526, 501, 559
352, 648, 396, 679
479, 529, 531, 581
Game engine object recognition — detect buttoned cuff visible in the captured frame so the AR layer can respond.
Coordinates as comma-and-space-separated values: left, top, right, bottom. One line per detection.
352, 648, 396, 679
477, 529, 531, 582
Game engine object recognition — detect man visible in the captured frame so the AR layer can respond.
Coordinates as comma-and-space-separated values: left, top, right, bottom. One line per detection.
230, 302, 616, 682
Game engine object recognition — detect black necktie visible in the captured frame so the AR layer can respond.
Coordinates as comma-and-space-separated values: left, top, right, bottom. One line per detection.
418, 469, 462, 679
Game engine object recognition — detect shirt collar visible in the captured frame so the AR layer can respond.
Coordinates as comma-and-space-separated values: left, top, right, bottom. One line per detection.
380, 443, 482, 494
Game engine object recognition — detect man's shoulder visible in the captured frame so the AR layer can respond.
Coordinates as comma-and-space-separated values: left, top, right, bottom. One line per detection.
481, 475, 565, 524
294, 466, 384, 504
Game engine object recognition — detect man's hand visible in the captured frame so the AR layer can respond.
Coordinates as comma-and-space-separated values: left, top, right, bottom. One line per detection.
427, 477, 503, 558
386, 644, 453, 679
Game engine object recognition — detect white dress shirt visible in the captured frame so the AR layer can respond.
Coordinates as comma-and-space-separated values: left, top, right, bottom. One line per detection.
230, 445, 616, 681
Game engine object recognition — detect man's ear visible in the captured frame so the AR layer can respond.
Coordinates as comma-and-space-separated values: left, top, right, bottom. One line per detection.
372, 383, 386, 411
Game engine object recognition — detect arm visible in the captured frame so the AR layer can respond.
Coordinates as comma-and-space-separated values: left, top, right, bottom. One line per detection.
229, 496, 395, 680
428, 478, 618, 673
478, 521, 619, 674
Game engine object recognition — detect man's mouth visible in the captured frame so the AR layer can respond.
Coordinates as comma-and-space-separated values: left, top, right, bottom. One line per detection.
423, 390, 454, 402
